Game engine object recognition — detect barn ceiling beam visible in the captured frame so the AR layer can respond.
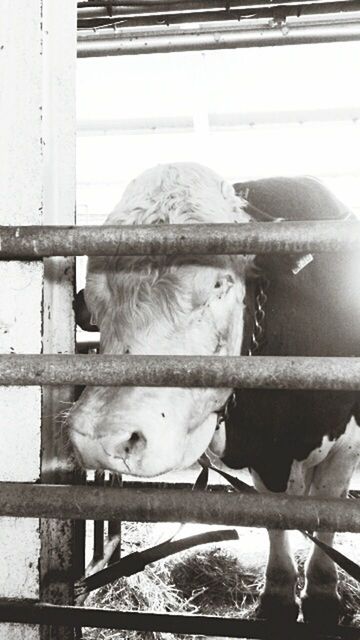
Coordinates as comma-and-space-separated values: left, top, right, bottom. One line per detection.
77, 15, 360, 56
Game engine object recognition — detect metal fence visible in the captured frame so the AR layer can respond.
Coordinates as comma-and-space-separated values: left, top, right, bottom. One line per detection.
0, 220, 360, 638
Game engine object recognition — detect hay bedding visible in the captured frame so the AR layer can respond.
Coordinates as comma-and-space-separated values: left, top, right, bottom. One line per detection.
83, 523, 360, 640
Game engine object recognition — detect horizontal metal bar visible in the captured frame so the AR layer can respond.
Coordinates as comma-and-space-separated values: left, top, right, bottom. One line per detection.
1, 601, 360, 639
1, 355, 360, 390
118, 483, 360, 499
1, 484, 359, 531
78, 0, 230, 6
1, 221, 360, 258
210, 107, 360, 128
77, 0, 356, 28
77, 115, 194, 135
77, 2, 360, 29
1, 601, 359, 639
77, 108, 360, 136
77, 0, 356, 19
77, 17, 360, 56
77, 2, 259, 20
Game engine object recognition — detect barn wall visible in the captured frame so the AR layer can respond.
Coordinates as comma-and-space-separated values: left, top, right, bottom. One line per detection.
0, 1, 77, 638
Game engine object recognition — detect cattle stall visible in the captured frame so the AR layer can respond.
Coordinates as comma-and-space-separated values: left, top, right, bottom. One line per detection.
1, 1, 360, 639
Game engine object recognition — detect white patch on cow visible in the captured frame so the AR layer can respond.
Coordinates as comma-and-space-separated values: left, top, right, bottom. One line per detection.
286, 419, 360, 496
69, 163, 250, 477
208, 419, 227, 457
286, 435, 334, 496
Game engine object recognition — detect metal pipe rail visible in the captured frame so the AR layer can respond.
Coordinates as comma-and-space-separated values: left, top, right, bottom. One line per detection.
77, 2, 360, 30
77, 2, 267, 20
1, 221, 360, 258
1, 601, 360, 639
77, 0, 360, 21
1, 354, 360, 389
78, 0, 349, 6
76, 108, 360, 134
77, 16, 360, 56
77, 0, 360, 18
1, 484, 360, 531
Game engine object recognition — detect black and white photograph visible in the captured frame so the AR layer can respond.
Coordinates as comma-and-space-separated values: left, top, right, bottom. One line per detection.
1, 1, 360, 639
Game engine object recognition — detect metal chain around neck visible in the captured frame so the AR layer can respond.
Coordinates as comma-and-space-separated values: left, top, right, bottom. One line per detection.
216, 276, 269, 427
248, 277, 269, 356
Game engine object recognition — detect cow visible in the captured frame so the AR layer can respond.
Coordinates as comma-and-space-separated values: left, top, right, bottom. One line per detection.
69, 163, 360, 625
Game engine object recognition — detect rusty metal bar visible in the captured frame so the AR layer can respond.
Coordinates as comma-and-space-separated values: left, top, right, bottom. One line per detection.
1, 601, 359, 639
1, 484, 359, 532
1, 221, 360, 258
0, 354, 360, 390
77, 17, 360, 56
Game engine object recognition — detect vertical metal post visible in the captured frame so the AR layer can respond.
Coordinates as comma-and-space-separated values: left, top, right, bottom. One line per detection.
39, 2, 83, 640
93, 472, 106, 564
108, 474, 123, 563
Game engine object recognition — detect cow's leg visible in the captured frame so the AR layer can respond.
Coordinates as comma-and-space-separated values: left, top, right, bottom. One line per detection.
301, 419, 360, 625
252, 471, 299, 621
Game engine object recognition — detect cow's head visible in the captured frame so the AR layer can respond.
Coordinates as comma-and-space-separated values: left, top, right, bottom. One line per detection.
69, 163, 249, 476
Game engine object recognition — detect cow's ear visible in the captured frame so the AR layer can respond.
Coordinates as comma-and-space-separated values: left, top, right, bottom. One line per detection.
207, 273, 245, 356
73, 289, 99, 332
213, 274, 235, 297
221, 180, 235, 200
208, 419, 226, 457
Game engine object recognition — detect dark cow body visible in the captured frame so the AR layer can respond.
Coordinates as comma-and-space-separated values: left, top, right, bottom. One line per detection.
208, 176, 360, 624
223, 176, 360, 492
223, 387, 359, 492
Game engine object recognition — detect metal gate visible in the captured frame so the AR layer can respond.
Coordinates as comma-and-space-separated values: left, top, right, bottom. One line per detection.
1, 2, 360, 639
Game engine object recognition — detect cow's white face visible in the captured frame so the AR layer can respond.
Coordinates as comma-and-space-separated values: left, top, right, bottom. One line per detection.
69, 163, 249, 476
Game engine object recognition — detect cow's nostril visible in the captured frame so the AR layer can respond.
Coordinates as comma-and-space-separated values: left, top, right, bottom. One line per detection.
119, 431, 143, 457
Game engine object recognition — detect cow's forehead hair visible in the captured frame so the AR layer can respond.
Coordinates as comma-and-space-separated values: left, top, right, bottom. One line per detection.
95, 254, 239, 345
108, 162, 248, 226
85, 162, 249, 340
